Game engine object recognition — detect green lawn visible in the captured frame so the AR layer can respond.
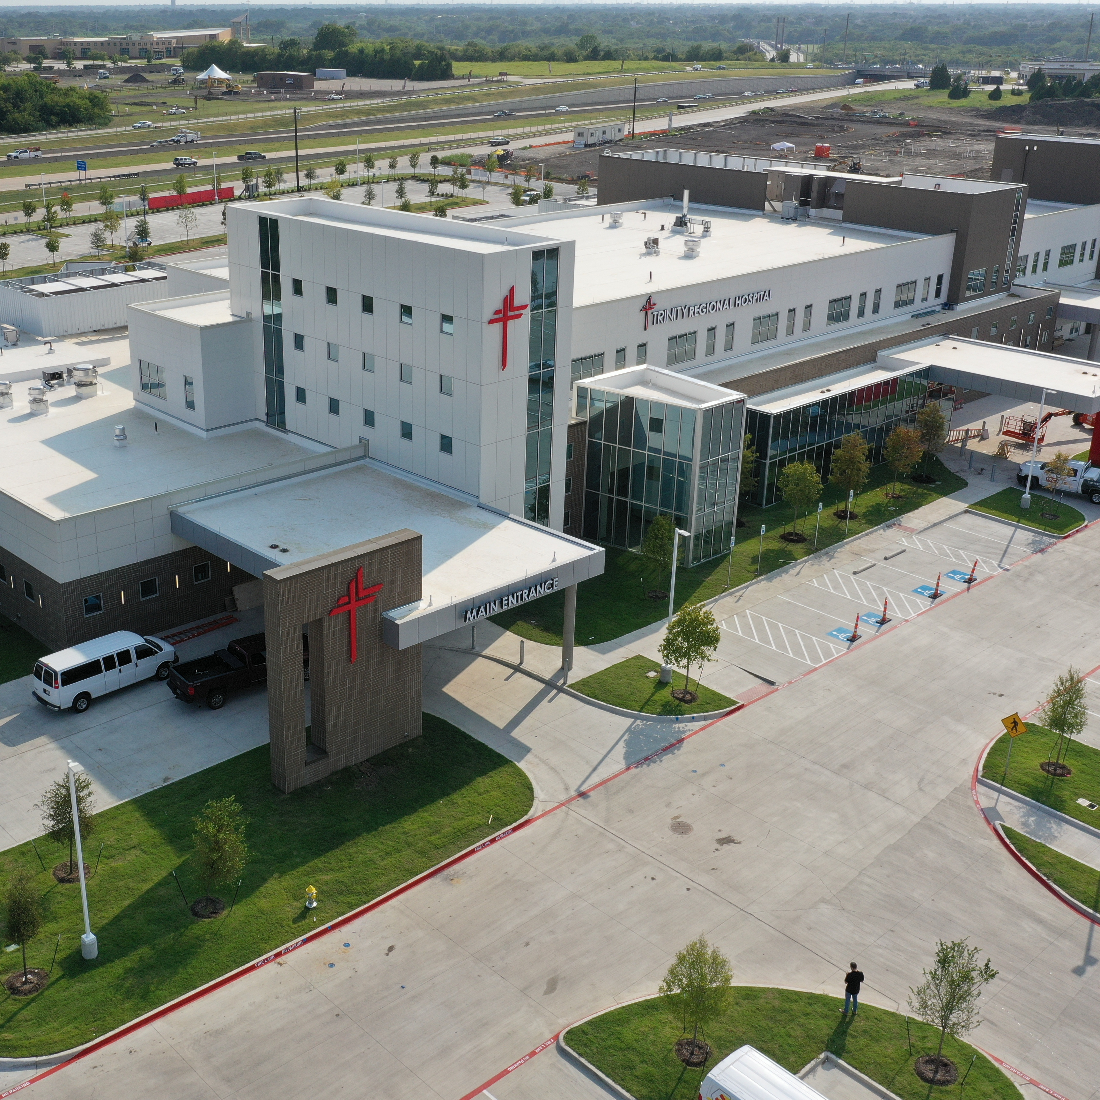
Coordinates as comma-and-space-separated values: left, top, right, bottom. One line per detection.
983, 723, 1100, 830
816, 86, 1021, 114
969, 487, 1084, 535
0, 614, 42, 686
389, 196, 488, 213
566, 987, 1019, 1100
0, 715, 532, 1056
1074, 450, 1090, 462
570, 654, 737, 716
493, 458, 966, 646
1003, 827, 1100, 916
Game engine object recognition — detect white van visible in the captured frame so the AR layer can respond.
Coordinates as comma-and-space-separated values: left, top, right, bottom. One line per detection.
32, 631, 178, 713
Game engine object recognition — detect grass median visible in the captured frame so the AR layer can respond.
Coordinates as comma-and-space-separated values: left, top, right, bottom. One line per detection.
570, 654, 736, 716
969, 487, 1085, 536
1002, 826, 1100, 915
0, 714, 532, 1056
493, 458, 965, 646
566, 987, 1019, 1100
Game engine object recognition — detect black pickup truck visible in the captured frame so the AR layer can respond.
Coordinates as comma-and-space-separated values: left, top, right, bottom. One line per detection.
167, 633, 268, 710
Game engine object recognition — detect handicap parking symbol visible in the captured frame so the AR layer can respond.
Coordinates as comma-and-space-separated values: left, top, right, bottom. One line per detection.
860, 612, 887, 627
828, 626, 856, 641
913, 584, 937, 597
945, 569, 971, 583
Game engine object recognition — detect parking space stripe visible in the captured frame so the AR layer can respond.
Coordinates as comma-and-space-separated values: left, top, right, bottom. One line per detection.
725, 610, 844, 666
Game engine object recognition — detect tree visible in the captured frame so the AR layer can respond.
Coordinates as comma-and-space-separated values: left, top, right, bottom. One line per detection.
429, 154, 439, 173
947, 73, 970, 100
908, 940, 997, 1085
738, 432, 759, 501
0, 73, 110, 134
21, 198, 36, 221
542, 181, 554, 199
776, 461, 822, 534
44, 233, 60, 264
1044, 450, 1074, 504
97, 184, 115, 213
1042, 667, 1087, 769
40, 770, 96, 876
334, 157, 347, 177
137, 184, 149, 212
274, 167, 286, 186
575, 177, 590, 197
192, 796, 248, 901
387, 155, 398, 176
134, 215, 151, 243
262, 167, 277, 191
303, 166, 316, 184
829, 432, 870, 513
312, 22, 357, 52
659, 604, 721, 700
988, 84, 1002, 101
408, 150, 421, 172
362, 183, 376, 207
427, 177, 438, 198
395, 179, 407, 202
776, 47, 791, 63
4, 870, 42, 985
486, 153, 498, 177
883, 425, 923, 497
58, 192, 73, 218
1026, 66, 1047, 91
433, 204, 448, 218
89, 225, 107, 255
172, 174, 188, 199
642, 514, 675, 583
102, 210, 121, 245
658, 935, 732, 1057
510, 183, 525, 207
363, 152, 375, 175
915, 402, 947, 474
240, 166, 255, 185
177, 205, 198, 242
0, 241, 8, 272
457, 171, 469, 194
929, 62, 951, 90
323, 179, 343, 201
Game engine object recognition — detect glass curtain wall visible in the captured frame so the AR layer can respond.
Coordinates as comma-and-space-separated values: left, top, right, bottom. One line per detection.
525, 248, 558, 525
694, 401, 744, 563
259, 216, 285, 429
744, 369, 953, 507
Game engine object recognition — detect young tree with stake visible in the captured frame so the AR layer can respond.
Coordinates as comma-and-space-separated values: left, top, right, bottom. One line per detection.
395, 179, 407, 203
0, 241, 9, 272
89, 225, 107, 255
829, 432, 870, 517
776, 460, 822, 536
510, 183, 525, 207
172, 174, 188, 200
641, 514, 675, 589
40, 769, 96, 877
22, 198, 36, 221
192, 795, 248, 912
408, 150, 421, 172
659, 934, 733, 1061
883, 425, 923, 498
575, 177, 590, 196
1043, 451, 1074, 506
102, 210, 121, 246
3, 870, 43, 991
915, 402, 947, 475
1042, 667, 1087, 770
177, 205, 198, 243
659, 604, 721, 702
97, 185, 115, 214
388, 155, 398, 177
334, 158, 347, 178
362, 183, 376, 207
44, 234, 60, 265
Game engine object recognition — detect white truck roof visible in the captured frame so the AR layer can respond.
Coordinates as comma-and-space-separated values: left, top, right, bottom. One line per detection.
700, 1045, 827, 1100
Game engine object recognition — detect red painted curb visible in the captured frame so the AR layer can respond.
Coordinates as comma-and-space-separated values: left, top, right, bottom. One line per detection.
976, 1046, 1072, 1100
456, 1032, 562, 1100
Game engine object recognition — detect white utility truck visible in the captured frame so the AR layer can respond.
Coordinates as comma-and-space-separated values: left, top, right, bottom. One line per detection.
1018, 458, 1100, 503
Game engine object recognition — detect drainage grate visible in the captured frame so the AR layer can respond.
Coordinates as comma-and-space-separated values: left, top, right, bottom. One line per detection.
670, 819, 693, 835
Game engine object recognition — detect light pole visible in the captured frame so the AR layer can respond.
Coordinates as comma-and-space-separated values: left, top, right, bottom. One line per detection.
813, 501, 823, 551
757, 523, 766, 575
1020, 388, 1056, 510
67, 760, 97, 960
667, 527, 692, 625
844, 489, 854, 535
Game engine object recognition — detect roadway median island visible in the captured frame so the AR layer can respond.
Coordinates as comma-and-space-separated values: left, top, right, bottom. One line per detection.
0, 714, 533, 1057
969, 487, 1086, 536
565, 988, 1020, 1100
569, 654, 736, 716
1002, 827, 1100, 916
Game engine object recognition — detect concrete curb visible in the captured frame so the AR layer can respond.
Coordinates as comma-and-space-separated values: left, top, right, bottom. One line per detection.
799, 1052, 904, 1100
964, 505, 1085, 540
977, 775, 1100, 844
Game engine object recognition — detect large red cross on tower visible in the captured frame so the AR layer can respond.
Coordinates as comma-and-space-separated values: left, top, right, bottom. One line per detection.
328, 566, 383, 663
488, 285, 528, 371
640, 295, 657, 331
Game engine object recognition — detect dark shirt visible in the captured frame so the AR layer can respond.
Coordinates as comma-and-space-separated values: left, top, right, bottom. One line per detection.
845, 970, 864, 994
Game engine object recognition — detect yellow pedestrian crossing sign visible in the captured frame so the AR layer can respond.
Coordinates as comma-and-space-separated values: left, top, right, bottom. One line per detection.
1002, 713, 1026, 737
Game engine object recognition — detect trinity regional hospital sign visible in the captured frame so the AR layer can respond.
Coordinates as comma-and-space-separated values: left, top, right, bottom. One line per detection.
640, 289, 771, 331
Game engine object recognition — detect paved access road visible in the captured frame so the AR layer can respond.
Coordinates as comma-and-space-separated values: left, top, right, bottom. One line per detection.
15, 509, 1100, 1100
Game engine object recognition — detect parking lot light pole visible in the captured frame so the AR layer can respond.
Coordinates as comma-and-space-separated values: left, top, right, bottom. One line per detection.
667, 528, 692, 625
67, 760, 97, 960
1021, 388, 1055, 510
844, 489, 854, 535
813, 501, 823, 551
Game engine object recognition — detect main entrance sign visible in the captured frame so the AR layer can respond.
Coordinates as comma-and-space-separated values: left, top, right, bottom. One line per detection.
640, 289, 772, 331
488, 285, 529, 371
329, 566, 383, 663
464, 576, 560, 623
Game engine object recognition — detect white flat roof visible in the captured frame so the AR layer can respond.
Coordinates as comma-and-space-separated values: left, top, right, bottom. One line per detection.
748, 361, 918, 414
131, 290, 240, 328
582, 363, 744, 409
0, 336, 112, 384
0, 336, 315, 520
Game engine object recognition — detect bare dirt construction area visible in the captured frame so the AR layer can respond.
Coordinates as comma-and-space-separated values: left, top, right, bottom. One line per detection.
522, 91, 1100, 185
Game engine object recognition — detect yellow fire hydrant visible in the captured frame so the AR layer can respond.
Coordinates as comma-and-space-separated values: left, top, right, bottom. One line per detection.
305, 884, 318, 909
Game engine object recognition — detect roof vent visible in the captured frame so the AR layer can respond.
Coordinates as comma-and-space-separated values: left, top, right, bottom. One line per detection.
608, 211, 623, 228
644, 236, 660, 255
72, 363, 98, 398
113, 425, 128, 447
0, 380, 10, 410
27, 385, 48, 416
683, 236, 701, 258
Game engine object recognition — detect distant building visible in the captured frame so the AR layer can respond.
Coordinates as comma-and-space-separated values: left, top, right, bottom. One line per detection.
1019, 59, 1100, 82
4, 27, 230, 61
255, 71, 315, 91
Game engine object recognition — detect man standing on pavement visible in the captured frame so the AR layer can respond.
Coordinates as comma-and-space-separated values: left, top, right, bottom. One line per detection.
843, 962, 864, 1015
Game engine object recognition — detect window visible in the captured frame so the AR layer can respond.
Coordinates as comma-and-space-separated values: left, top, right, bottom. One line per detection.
138, 358, 165, 400
23, 580, 34, 602
400, 362, 413, 384
802, 304, 813, 331
1010, 315, 1018, 330
139, 578, 158, 601
1032, 253, 1040, 275
400, 421, 413, 440
1043, 249, 1050, 272
563, 511, 570, 530
1046, 306, 1054, 318
1092, 239, 1097, 261
636, 342, 647, 364
571, 352, 604, 383
826, 296, 851, 325
441, 314, 454, 335
83, 594, 103, 617
990, 322, 999, 337
61, 660, 102, 687
1058, 244, 1077, 268
193, 562, 210, 584
1016, 254, 1028, 278
992, 265, 1000, 288
134, 642, 158, 660
1028, 311, 1036, 325
103, 653, 116, 671
921, 276, 931, 302
326, 342, 339, 362
964, 270, 987, 296
857, 291, 867, 318
362, 352, 375, 372
361, 294, 374, 315
295, 387, 306, 404
724, 322, 735, 351
785, 307, 796, 336
872, 288, 882, 314
935, 274, 943, 298
564, 476, 572, 494
292, 278, 303, 296
971, 326, 979, 338
566, 442, 574, 461
751, 313, 779, 344
293, 332, 304, 351
183, 374, 195, 411
440, 434, 453, 454
325, 286, 338, 305
328, 397, 340, 416
705, 327, 716, 356
649, 416, 663, 434
400, 304, 413, 325
1041, 329, 1049, 343
615, 346, 627, 367
895, 280, 918, 308
1081, 241, 1088, 262
440, 374, 453, 396
666, 331, 697, 365
363, 408, 375, 428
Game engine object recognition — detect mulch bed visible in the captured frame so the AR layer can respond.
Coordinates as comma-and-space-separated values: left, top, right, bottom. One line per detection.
190, 895, 226, 920
779, 530, 807, 543
834, 509, 858, 521
52, 861, 89, 883
675, 1037, 711, 1066
914, 1054, 958, 1086
647, 590, 668, 601
3, 968, 48, 996
911, 473, 938, 484
670, 688, 698, 704
1040, 761, 1072, 777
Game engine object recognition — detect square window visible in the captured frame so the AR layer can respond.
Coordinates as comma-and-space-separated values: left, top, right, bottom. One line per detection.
363, 408, 375, 427
138, 358, 165, 400
193, 562, 211, 584
895, 280, 918, 307
1016, 254, 1028, 278
564, 476, 572, 494
328, 397, 340, 416
857, 291, 867, 318
971, 327, 979, 338
666, 331, 697, 365
400, 362, 413, 384
361, 294, 374, 315
872, 288, 882, 314
785, 308, 796, 336
292, 278, 303, 296
751, 313, 779, 345
440, 433, 453, 454
295, 387, 306, 404
615, 346, 626, 367
1010, 315, 1018, 330
83, 594, 103, 617
826, 296, 851, 325
362, 352, 375, 372
724, 322, 735, 351
401, 421, 413, 440
326, 286, 338, 305
649, 416, 663, 434
23, 580, 33, 602
705, 327, 716, 356
1046, 306, 1054, 318
293, 332, 304, 351
440, 374, 453, 396
183, 374, 195, 411
139, 578, 158, 601
326, 342, 339, 362
990, 322, 999, 337
1081, 241, 1088, 262
441, 314, 454, 335
636, 342, 647, 364
400, 304, 413, 325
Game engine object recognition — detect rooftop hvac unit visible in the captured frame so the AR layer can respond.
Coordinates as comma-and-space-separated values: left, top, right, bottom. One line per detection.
0, 324, 18, 346
781, 201, 800, 221
27, 384, 48, 416
608, 211, 623, 227
644, 236, 661, 255
72, 364, 98, 397
0, 381, 11, 410
683, 236, 701, 258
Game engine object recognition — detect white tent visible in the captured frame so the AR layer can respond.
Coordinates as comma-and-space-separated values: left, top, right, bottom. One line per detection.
196, 64, 232, 84
771, 141, 796, 153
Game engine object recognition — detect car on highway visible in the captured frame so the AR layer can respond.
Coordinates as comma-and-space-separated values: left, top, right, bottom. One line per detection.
656, 97, 669, 103
6, 148, 41, 160
493, 109, 514, 117
150, 137, 176, 147
489, 137, 511, 146
326, 93, 344, 100
693, 93, 714, 100
238, 150, 267, 161
555, 105, 569, 112
131, 120, 153, 129
173, 155, 199, 167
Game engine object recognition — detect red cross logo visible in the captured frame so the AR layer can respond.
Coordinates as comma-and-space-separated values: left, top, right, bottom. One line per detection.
328, 567, 383, 663
640, 295, 657, 331
488, 285, 528, 371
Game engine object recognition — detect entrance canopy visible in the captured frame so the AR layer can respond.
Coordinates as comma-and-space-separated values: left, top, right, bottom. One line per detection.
1044, 280, 1100, 325
170, 459, 604, 649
